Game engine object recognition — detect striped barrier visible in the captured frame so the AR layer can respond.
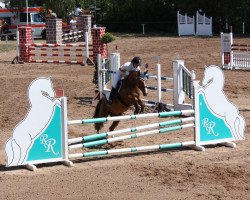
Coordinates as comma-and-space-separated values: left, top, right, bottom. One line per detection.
221, 32, 250, 70
5, 66, 245, 171
68, 119, 194, 150
68, 116, 195, 144
62, 30, 84, 42
26, 32, 93, 65
97, 55, 195, 111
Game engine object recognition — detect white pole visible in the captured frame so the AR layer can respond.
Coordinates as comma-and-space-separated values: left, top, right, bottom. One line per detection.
16, 30, 20, 62
243, 22, 245, 34
177, 11, 180, 36
26, 0, 29, 25
61, 97, 74, 167
97, 54, 102, 93
142, 24, 145, 34
157, 63, 161, 104
225, 22, 228, 30
84, 32, 89, 65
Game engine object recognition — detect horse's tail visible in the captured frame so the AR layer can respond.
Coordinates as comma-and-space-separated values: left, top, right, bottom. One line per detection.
93, 98, 104, 132
5, 138, 15, 166
235, 115, 245, 140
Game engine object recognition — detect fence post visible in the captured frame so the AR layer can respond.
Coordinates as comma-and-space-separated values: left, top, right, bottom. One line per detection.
157, 63, 162, 105
16, 30, 20, 62
97, 54, 103, 94
84, 32, 89, 65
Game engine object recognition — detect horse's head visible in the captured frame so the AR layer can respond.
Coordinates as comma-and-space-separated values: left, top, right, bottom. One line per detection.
127, 71, 147, 96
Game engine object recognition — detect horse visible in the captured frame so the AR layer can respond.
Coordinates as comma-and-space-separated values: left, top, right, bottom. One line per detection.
93, 70, 148, 132
5, 77, 61, 166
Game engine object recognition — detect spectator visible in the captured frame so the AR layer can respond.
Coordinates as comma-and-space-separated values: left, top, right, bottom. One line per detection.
70, 16, 77, 33
0, 19, 9, 34
46, 9, 57, 19
74, 4, 82, 16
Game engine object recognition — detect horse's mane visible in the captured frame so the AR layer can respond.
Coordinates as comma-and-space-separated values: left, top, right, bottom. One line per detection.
124, 71, 140, 85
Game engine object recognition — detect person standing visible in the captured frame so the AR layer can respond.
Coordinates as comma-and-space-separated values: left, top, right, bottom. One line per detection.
70, 16, 77, 33
74, 4, 82, 16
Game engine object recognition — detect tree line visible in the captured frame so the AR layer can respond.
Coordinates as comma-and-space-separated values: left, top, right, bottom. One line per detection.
7, 0, 250, 34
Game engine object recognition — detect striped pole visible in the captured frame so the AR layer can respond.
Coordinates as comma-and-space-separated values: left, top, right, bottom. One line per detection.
146, 86, 174, 92
29, 43, 87, 47
68, 117, 194, 144
29, 47, 85, 51
30, 60, 84, 64
69, 123, 194, 149
68, 141, 196, 159
68, 109, 194, 125
142, 99, 174, 108
29, 53, 83, 57
145, 74, 173, 81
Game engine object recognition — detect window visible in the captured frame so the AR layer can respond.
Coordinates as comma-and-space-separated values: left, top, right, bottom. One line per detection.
20, 13, 31, 22
2, 17, 11, 25
32, 14, 45, 23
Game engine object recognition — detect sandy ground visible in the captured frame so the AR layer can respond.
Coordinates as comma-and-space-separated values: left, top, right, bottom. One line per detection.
0, 35, 249, 200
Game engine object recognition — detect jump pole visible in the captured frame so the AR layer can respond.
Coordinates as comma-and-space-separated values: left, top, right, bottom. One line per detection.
68, 117, 195, 144
69, 123, 194, 149
67, 109, 194, 125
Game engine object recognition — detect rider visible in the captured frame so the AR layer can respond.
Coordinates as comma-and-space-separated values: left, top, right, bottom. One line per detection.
108, 56, 141, 104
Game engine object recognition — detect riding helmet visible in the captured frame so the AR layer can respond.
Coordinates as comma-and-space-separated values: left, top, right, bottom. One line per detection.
131, 56, 141, 65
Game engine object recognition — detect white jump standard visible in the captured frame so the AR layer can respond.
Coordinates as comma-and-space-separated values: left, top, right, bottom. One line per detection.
5, 65, 245, 171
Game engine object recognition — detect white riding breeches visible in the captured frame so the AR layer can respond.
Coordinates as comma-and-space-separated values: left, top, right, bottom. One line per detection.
112, 70, 126, 88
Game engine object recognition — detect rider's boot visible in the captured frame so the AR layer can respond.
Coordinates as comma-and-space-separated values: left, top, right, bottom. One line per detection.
108, 87, 116, 105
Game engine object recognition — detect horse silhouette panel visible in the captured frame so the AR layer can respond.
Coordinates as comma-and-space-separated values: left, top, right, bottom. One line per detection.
196, 66, 245, 144
5, 77, 63, 167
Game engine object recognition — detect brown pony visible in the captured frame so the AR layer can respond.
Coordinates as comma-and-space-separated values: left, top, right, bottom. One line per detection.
93, 71, 147, 132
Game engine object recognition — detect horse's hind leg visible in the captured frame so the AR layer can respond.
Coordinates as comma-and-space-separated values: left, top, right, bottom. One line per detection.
133, 103, 140, 114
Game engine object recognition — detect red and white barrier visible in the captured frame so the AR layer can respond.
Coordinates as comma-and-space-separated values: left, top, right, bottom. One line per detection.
25, 32, 93, 65
221, 32, 250, 70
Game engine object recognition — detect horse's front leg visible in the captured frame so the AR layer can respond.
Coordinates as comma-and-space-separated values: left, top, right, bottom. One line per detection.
133, 103, 140, 114
137, 98, 145, 113
109, 121, 120, 132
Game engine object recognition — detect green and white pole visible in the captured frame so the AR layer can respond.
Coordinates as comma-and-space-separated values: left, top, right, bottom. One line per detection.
68, 117, 194, 144
68, 109, 194, 125
68, 141, 196, 159
69, 123, 194, 149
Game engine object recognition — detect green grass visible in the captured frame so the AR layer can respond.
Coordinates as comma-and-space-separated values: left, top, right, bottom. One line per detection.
0, 40, 16, 53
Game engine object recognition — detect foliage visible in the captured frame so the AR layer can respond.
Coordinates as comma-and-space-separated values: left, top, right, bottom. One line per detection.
101, 32, 115, 44
6, 0, 250, 34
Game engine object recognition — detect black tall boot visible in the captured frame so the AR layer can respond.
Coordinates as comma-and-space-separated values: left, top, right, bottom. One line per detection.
108, 87, 116, 104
